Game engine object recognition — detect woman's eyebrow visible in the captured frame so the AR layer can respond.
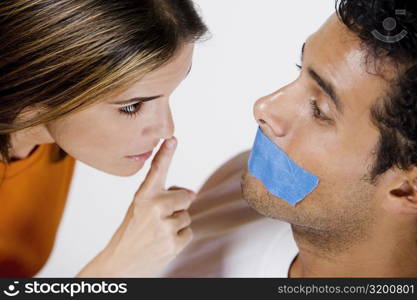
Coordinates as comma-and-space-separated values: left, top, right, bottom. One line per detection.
111, 95, 163, 105
110, 65, 191, 105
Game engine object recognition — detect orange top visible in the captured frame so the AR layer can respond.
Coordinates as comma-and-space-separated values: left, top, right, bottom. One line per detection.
0, 143, 76, 277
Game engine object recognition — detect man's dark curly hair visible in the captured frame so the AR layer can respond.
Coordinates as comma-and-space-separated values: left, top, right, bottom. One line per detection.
336, 0, 417, 184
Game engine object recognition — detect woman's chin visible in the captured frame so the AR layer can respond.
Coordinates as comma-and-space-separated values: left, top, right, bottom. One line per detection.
115, 164, 145, 177
92, 161, 146, 177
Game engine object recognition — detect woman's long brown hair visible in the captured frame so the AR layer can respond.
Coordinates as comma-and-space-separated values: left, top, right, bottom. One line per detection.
0, 0, 207, 163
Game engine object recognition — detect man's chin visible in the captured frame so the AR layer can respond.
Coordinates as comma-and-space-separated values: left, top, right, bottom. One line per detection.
240, 169, 299, 222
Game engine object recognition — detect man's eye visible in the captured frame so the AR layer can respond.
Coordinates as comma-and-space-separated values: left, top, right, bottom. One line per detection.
309, 99, 333, 123
119, 102, 143, 118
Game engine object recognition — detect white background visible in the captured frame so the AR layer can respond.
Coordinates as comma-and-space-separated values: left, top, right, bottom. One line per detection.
36, 0, 334, 277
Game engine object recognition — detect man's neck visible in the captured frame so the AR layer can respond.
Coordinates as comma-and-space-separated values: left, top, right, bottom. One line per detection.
288, 220, 417, 277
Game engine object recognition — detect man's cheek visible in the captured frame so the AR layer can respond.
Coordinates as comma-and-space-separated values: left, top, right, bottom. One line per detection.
247, 127, 320, 206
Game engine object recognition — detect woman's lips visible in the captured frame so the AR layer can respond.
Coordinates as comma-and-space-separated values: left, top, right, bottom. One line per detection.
126, 150, 153, 162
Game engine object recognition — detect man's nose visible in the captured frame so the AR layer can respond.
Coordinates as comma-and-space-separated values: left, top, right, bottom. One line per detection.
253, 89, 290, 138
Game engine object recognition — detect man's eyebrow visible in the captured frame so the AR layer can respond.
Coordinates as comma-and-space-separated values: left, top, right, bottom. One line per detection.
307, 67, 343, 113
301, 42, 306, 62
111, 95, 163, 105
300, 40, 343, 113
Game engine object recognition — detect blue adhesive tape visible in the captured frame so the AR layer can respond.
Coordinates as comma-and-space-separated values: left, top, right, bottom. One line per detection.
248, 127, 319, 206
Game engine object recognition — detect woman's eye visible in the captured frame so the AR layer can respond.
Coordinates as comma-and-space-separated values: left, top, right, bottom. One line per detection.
119, 102, 143, 117
295, 63, 302, 71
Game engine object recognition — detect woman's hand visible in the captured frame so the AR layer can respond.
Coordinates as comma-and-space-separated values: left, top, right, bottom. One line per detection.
76, 137, 196, 277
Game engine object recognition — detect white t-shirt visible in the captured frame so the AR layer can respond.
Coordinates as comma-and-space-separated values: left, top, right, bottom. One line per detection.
160, 153, 299, 277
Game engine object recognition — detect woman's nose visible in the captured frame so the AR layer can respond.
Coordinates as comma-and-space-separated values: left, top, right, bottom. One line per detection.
159, 105, 175, 139
253, 91, 288, 138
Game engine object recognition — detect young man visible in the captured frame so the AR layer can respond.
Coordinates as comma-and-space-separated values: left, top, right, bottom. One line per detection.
161, 0, 417, 277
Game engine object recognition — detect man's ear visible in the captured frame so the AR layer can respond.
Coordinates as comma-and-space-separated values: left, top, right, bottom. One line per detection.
383, 167, 417, 215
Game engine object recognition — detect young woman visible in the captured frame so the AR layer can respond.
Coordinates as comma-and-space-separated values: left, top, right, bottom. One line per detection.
0, 0, 207, 277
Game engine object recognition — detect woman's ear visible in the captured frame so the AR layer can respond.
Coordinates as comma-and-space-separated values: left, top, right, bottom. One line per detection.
383, 168, 417, 215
